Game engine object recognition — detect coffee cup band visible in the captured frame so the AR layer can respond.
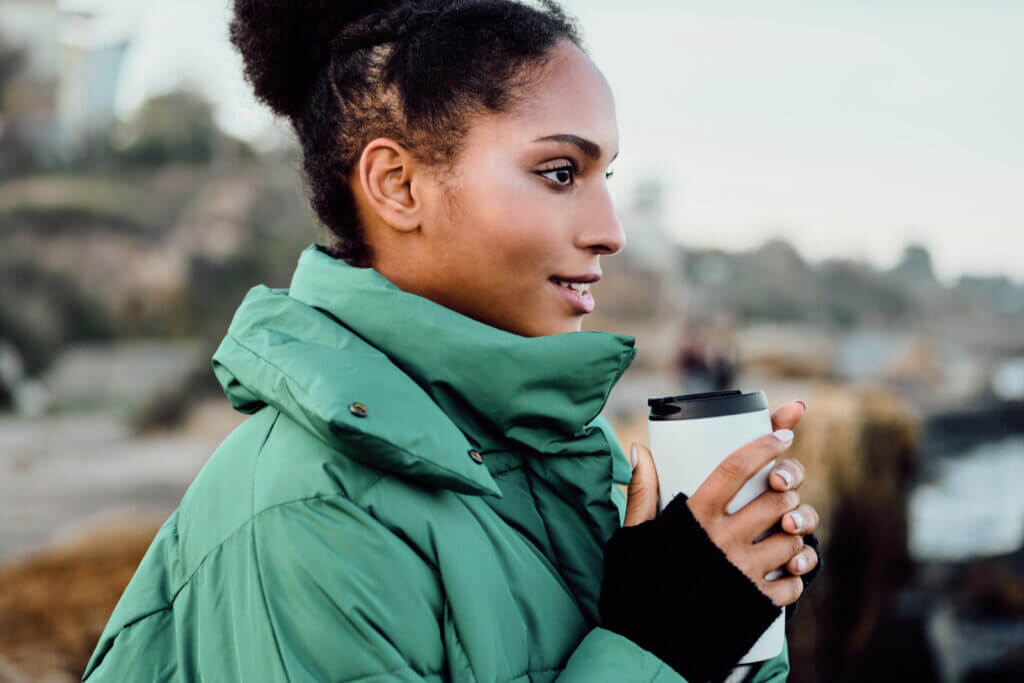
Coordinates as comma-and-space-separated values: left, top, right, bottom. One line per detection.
648, 390, 768, 421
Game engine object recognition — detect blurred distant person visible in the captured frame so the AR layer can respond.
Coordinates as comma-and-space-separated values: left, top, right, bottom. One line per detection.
706, 313, 741, 391
710, 349, 738, 391
677, 325, 715, 393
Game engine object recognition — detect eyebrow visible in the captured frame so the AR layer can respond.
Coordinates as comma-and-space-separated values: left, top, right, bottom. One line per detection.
533, 134, 619, 162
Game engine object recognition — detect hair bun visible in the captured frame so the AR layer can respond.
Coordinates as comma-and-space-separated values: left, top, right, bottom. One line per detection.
229, 0, 395, 118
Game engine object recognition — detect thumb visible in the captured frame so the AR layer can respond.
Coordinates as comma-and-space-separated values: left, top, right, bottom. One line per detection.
623, 442, 660, 527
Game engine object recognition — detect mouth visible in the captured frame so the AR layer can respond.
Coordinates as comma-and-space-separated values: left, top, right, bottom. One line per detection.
549, 275, 597, 314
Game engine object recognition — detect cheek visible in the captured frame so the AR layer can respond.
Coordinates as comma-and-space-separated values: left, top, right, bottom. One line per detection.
447, 178, 557, 287
485, 218, 558, 296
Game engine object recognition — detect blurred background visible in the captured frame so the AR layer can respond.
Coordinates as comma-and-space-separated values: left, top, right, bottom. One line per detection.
1, 1, 1022, 681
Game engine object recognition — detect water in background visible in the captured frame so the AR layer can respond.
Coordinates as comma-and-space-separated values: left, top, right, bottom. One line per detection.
909, 435, 1024, 561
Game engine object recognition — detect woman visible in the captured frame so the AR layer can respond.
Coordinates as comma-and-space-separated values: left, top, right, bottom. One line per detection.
83, 1, 821, 681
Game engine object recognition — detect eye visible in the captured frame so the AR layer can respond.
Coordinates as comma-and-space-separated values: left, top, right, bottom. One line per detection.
536, 160, 579, 187
538, 165, 576, 187
536, 160, 616, 188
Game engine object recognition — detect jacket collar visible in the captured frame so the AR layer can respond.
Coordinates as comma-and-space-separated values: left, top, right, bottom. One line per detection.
212, 244, 637, 496
288, 245, 637, 452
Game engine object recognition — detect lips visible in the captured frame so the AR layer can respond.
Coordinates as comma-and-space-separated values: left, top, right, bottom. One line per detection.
549, 276, 596, 314
549, 273, 601, 284
551, 277, 592, 294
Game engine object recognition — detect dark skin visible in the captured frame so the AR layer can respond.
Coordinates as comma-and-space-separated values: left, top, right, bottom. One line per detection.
628, 402, 821, 608
345, 37, 819, 609
349, 39, 622, 338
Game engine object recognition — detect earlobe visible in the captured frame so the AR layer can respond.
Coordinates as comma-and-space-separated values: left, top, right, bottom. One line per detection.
358, 138, 421, 233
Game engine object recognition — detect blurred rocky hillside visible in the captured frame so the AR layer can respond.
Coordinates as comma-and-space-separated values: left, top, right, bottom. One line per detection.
682, 239, 1024, 337
1, 157, 316, 366
0, 85, 323, 382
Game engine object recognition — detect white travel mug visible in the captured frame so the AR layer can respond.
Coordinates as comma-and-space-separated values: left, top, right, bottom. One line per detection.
647, 389, 786, 664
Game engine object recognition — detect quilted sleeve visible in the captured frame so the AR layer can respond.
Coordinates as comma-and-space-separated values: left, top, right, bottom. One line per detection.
556, 627, 790, 683
242, 494, 447, 682
555, 626, 688, 682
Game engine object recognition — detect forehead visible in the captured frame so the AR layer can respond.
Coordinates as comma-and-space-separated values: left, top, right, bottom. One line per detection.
473, 41, 619, 156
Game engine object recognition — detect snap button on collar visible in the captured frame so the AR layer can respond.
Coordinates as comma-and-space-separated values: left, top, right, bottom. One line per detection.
468, 449, 484, 464
349, 402, 368, 418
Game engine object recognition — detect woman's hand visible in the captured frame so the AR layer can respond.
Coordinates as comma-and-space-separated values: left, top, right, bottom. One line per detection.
762, 401, 820, 579
623, 400, 820, 608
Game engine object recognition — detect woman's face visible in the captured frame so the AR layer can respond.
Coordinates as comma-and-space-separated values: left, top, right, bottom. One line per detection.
362, 39, 624, 337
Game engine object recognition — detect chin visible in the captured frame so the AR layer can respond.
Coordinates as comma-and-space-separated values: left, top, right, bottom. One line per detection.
499, 306, 585, 337
541, 317, 584, 337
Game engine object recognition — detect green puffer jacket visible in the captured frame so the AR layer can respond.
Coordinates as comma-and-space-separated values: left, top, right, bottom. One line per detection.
82, 244, 789, 682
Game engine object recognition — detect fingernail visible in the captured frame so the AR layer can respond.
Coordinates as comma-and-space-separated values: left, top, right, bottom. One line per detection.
630, 443, 638, 468
795, 553, 807, 573
788, 511, 804, 532
773, 428, 794, 444
775, 468, 793, 488
797, 400, 807, 410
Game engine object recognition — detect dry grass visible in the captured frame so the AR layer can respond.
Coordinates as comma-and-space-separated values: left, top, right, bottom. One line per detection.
0, 521, 160, 682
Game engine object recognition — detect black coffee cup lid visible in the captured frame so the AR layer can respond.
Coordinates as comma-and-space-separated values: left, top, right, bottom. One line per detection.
648, 389, 767, 420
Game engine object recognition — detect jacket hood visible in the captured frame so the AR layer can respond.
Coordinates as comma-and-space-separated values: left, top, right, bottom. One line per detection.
212, 244, 637, 497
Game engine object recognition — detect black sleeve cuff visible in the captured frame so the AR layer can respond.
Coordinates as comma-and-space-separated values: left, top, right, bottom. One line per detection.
599, 492, 783, 683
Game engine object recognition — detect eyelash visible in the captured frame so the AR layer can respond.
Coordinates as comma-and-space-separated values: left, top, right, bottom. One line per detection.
537, 161, 615, 188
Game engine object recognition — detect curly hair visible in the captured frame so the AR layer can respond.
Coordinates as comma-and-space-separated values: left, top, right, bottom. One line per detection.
229, 0, 585, 266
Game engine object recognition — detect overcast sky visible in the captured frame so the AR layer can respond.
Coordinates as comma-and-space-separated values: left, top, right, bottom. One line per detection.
76, 0, 1024, 285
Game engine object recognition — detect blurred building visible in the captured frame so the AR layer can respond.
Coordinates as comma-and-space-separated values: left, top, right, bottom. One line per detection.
0, 0, 59, 170
955, 274, 1024, 317
0, 0, 130, 167
889, 243, 938, 285
618, 178, 676, 275
604, 177, 687, 320
0, 0, 59, 76
57, 7, 130, 152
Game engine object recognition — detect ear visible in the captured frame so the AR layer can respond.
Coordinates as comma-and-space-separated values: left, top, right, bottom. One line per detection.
355, 137, 423, 233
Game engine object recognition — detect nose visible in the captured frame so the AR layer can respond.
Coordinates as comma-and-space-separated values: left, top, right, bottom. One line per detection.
576, 187, 626, 256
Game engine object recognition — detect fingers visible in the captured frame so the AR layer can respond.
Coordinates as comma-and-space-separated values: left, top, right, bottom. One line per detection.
693, 432, 794, 515
747, 531, 805, 582
769, 457, 806, 492
622, 442, 660, 528
781, 503, 819, 535
770, 400, 806, 432
786, 543, 819, 576
730, 486, 819, 542
760, 573, 805, 608
729, 489, 801, 542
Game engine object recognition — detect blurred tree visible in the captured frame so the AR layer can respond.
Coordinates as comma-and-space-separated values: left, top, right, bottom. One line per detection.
0, 32, 23, 100
109, 89, 252, 167
0, 30, 32, 178
890, 243, 937, 284
67, 88, 254, 171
